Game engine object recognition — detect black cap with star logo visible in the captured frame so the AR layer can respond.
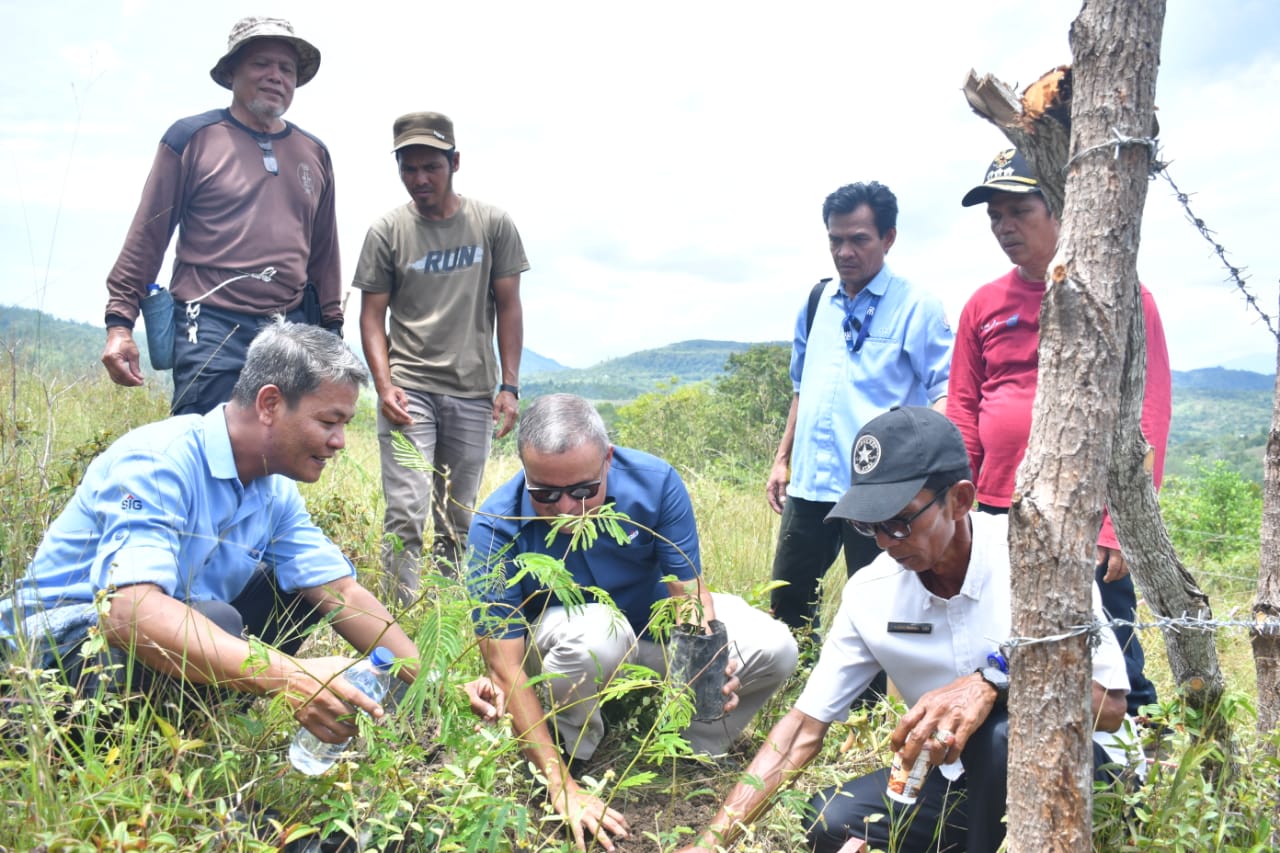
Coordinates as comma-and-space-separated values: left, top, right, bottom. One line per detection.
825, 406, 971, 524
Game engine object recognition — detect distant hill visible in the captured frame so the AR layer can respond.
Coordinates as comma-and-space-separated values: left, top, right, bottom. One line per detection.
0, 306, 124, 376
523, 339, 783, 401
1167, 370, 1272, 484
523, 349, 569, 374
5, 303, 1277, 483
1171, 367, 1274, 393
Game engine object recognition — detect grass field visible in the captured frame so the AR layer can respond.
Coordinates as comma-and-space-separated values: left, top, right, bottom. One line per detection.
1, 367, 1276, 851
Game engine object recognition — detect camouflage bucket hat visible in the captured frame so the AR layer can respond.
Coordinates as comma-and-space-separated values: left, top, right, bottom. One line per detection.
210, 17, 321, 89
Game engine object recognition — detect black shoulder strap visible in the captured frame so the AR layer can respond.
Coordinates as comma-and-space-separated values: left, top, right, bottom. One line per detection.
805, 278, 832, 339
160, 109, 226, 156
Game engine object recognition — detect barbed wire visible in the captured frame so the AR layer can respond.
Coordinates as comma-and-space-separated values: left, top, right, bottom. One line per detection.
1063, 127, 1160, 172
1000, 610, 1280, 660
1152, 152, 1278, 342
1182, 566, 1258, 584
1065, 127, 1276, 341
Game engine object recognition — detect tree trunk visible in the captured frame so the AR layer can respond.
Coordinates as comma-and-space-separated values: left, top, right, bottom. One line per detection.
966, 1, 1168, 849
1108, 306, 1226, 745
964, 24, 1228, 752
1253, 333, 1280, 735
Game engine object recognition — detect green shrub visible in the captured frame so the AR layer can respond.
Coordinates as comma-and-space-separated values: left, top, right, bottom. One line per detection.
1159, 457, 1262, 564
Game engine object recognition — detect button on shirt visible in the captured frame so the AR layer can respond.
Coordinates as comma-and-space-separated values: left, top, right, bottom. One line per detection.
468, 446, 701, 641
788, 266, 953, 503
1, 406, 354, 648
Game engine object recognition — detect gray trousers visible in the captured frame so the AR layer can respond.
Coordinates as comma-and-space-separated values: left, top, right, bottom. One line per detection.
527, 594, 799, 760
377, 390, 492, 606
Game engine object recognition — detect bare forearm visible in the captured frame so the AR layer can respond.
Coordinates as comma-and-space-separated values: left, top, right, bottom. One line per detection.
104, 585, 294, 693
494, 283, 523, 388
316, 582, 420, 682
773, 394, 800, 465
358, 296, 395, 394
694, 709, 826, 849
482, 638, 576, 791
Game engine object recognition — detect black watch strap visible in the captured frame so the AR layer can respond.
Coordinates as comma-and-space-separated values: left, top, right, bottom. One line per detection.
976, 666, 1009, 707
498, 383, 519, 399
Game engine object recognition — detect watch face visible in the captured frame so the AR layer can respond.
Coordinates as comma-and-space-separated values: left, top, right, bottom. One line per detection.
982, 667, 1009, 689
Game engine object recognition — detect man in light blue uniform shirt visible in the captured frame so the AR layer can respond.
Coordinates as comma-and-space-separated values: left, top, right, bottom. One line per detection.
766, 181, 953, 658
3, 322, 498, 739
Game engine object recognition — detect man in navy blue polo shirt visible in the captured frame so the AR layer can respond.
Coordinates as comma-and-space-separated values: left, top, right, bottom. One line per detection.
468, 393, 797, 850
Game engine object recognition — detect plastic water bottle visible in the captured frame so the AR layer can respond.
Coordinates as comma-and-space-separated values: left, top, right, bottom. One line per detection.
289, 647, 395, 775
140, 282, 176, 370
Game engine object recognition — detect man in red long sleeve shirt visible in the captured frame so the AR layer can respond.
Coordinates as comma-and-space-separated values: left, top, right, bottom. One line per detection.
947, 147, 1171, 715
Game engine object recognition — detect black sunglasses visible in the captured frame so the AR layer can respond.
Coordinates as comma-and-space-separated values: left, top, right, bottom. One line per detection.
847, 485, 951, 540
257, 138, 279, 175
527, 479, 602, 504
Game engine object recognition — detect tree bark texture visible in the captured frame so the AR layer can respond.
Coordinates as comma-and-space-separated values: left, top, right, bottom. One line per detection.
1108, 301, 1225, 743
965, 64, 1226, 748
965, 1, 1168, 850
1253, 337, 1280, 736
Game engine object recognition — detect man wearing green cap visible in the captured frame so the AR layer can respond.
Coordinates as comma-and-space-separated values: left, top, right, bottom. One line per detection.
102, 17, 342, 417
355, 112, 529, 605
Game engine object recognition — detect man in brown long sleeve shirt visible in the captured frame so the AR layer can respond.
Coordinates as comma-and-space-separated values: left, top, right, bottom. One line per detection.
101, 17, 341, 415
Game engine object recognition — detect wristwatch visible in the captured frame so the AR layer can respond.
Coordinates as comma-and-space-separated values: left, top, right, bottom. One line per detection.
976, 666, 1009, 707
498, 383, 519, 399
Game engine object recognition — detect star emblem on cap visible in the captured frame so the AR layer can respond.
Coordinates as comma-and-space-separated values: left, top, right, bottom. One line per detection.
853, 435, 882, 475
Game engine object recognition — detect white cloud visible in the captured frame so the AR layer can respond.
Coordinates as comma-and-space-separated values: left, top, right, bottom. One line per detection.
1, 0, 1277, 374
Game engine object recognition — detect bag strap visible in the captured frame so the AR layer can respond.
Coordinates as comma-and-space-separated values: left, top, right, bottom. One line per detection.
804, 278, 832, 339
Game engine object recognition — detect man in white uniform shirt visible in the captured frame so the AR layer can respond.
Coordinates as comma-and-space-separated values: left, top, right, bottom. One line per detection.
678, 406, 1135, 853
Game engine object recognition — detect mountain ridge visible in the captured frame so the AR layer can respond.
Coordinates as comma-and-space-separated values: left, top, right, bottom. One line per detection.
5, 304, 1276, 390
2, 304, 1274, 481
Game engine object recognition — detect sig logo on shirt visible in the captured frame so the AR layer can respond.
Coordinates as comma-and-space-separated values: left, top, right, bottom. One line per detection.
121, 494, 143, 511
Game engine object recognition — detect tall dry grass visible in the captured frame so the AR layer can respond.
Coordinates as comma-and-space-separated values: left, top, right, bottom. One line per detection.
1, 360, 1276, 850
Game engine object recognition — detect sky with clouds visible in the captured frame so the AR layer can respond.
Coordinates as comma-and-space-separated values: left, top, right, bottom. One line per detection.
3, 0, 1278, 372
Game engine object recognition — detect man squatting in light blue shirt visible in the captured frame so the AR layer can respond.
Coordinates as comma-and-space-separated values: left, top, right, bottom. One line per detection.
1, 322, 497, 739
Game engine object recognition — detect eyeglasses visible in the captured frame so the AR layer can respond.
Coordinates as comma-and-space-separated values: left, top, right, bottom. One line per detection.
847, 486, 951, 540
257, 138, 279, 175
527, 479, 602, 504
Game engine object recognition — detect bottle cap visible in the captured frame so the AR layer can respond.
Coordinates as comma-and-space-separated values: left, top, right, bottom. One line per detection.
370, 646, 395, 671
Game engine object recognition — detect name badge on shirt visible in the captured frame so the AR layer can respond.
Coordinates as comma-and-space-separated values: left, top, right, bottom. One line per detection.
887, 621, 933, 634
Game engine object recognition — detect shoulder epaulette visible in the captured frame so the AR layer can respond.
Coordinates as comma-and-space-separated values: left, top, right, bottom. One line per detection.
289, 123, 330, 154
160, 109, 227, 156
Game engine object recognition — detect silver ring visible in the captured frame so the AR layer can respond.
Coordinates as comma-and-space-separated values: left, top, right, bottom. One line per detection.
933, 728, 953, 743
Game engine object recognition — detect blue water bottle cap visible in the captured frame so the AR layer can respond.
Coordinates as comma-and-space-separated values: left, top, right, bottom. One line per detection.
370, 646, 395, 671
146, 283, 161, 294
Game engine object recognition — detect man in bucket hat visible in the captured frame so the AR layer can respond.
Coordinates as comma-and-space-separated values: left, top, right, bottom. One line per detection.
101, 16, 343, 417
949, 146, 1172, 718
354, 112, 529, 602
678, 406, 1137, 853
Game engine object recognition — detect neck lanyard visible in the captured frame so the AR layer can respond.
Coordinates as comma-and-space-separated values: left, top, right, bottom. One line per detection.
843, 293, 881, 354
